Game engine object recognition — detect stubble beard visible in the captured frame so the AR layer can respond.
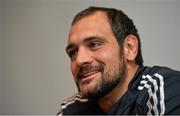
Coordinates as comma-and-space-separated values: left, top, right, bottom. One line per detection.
76, 58, 127, 100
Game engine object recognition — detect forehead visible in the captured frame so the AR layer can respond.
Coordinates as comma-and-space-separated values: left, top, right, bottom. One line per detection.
72, 11, 109, 28
68, 11, 113, 42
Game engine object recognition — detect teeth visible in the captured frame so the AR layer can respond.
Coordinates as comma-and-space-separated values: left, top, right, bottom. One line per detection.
82, 71, 98, 77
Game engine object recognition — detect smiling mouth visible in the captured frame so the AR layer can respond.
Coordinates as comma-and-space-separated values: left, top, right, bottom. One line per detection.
78, 71, 100, 85
77, 64, 104, 82
81, 70, 99, 78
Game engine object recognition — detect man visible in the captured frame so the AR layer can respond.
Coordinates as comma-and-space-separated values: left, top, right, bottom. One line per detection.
58, 6, 180, 115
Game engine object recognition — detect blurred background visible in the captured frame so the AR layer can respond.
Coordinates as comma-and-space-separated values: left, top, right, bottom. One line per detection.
0, 0, 180, 114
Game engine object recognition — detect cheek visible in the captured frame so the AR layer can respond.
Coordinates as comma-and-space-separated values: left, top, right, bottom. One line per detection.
96, 50, 121, 72
70, 63, 77, 80
97, 49, 120, 64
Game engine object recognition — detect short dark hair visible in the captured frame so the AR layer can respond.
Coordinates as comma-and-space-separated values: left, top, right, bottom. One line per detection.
71, 6, 143, 65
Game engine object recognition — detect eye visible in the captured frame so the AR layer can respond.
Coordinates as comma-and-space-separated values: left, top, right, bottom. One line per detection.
89, 41, 101, 49
68, 49, 78, 60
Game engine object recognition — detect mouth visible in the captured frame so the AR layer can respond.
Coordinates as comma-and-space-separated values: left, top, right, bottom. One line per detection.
77, 64, 104, 85
81, 70, 99, 78
78, 70, 100, 84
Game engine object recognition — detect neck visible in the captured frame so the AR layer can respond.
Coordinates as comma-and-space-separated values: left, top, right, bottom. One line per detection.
98, 64, 139, 112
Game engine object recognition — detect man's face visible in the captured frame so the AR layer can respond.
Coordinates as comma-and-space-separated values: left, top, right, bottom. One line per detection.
66, 12, 126, 99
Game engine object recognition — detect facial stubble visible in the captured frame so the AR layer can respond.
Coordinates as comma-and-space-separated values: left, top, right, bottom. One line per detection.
76, 56, 127, 100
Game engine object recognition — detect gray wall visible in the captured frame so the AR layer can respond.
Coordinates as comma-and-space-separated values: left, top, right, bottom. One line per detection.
0, 0, 3, 112
0, 0, 180, 114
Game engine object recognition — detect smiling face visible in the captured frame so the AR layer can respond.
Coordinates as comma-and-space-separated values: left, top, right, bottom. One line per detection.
66, 11, 127, 99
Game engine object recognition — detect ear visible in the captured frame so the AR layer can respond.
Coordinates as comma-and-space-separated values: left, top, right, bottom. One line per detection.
124, 34, 138, 63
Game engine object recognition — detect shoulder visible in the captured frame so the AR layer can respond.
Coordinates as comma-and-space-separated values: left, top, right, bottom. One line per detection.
58, 93, 89, 115
138, 66, 180, 90
137, 66, 180, 94
141, 66, 180, 77
137, 66, 180, 115
58, 93, 105, 115
61, 93, 88, 109
139, 66, 180, 92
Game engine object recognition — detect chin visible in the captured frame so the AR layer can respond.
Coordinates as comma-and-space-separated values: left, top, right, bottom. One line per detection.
79, 84, 98, 98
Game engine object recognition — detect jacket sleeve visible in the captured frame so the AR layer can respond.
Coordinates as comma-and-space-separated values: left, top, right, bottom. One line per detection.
163, 69, 180, 114
154, 67, 180, 115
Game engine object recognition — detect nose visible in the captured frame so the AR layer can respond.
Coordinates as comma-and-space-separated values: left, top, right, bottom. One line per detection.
76, 47, 93, 66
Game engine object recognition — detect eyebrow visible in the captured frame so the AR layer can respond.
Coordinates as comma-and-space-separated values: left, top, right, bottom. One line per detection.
66, 36, 105, 52
84, 36, 104, 42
